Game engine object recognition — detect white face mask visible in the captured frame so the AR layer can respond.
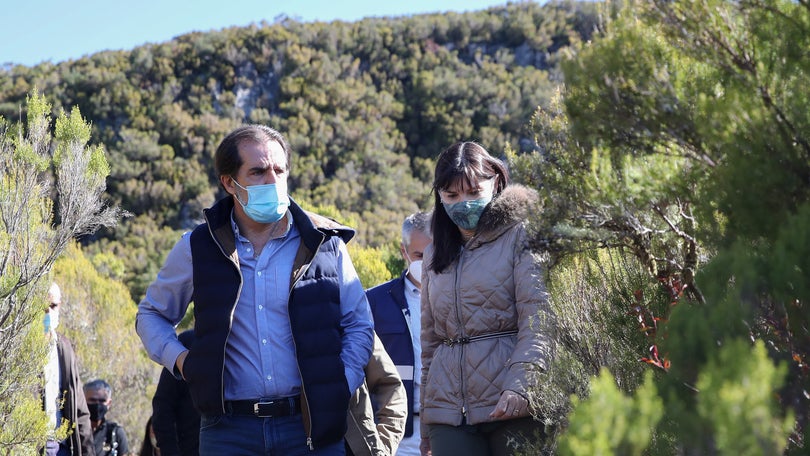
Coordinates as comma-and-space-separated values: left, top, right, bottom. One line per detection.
407, 259, 423, 285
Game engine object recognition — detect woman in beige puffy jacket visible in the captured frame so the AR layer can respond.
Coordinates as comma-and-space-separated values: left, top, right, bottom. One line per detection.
419, 142, 555, 456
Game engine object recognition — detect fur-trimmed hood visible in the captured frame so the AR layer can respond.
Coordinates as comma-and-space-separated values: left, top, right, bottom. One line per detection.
469, 184, 539, 247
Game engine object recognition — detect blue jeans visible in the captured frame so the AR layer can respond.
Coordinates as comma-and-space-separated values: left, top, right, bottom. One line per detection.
199, 413, 345, 456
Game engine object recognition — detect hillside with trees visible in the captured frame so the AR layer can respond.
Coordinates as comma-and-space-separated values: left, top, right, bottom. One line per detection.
0, 0, 598, 302
3, 0, 808, 453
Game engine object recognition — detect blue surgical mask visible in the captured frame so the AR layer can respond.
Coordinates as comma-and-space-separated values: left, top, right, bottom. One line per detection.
43, 310, 59, 333
443, 196, 491, 231
232, 178, 289, 224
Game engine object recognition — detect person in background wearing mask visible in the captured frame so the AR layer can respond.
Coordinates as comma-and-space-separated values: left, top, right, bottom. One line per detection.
420, 142, 556, 456
136, 124, 374, 455
42, 282, 95, 456
83, 379, 130, 456
365, 212, 432, 455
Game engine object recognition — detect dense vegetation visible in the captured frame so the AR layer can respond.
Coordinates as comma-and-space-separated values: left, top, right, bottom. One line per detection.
510, 0, 810, 453
0, 2, 599, 451
0, 0, 598, 302
0, 93, 130, 454
3, 0, 808, 453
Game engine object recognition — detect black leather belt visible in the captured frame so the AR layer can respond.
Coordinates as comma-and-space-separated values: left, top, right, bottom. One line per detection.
225, 396, 301, 417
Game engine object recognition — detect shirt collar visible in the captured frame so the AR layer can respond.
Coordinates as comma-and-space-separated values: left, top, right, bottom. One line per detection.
230, 209, 292, 241
404, 275, 421, 298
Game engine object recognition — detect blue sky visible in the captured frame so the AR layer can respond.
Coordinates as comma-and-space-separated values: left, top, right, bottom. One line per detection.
1, 0, 525, 67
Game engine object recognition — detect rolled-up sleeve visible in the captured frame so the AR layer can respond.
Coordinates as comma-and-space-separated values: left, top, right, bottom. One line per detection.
336, 240, 375, 394
135, 232, 194, 373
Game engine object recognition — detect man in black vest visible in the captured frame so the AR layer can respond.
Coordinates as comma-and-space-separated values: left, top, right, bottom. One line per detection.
83, 379, 129, 456
136, 125, 374, 455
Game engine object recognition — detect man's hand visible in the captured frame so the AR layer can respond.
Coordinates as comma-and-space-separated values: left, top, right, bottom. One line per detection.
175, 350, 189, 380
489, 389, 529, 420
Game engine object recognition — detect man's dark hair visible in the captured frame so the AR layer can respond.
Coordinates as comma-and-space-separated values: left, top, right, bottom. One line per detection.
214, 124, 292, 189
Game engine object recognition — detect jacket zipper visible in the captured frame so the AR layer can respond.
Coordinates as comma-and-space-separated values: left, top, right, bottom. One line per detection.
454, 249, 467, 421
208, 220, 243, 415
288, 236, 325, 451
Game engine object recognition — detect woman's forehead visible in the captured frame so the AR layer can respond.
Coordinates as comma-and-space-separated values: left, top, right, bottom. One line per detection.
442, 171, 489, 191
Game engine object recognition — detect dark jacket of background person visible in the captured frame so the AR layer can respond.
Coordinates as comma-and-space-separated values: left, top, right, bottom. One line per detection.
91, 421, 128, 456
84, 379, 129, 456
345, 334, 407, 456
366, 272, 417, 438
421, 185, 556, 427
152, 330, 199, 455
56, 335, 96, 456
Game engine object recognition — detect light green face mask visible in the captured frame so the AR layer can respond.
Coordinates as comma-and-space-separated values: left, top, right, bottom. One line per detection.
442, 196, 492, 230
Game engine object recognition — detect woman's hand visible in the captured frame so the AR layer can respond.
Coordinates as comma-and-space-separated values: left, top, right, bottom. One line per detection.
489, 389, 529, 420
420, 436, 432, 456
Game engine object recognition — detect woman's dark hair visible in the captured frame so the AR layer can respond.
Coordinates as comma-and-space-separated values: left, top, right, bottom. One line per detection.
214, 124, 292, 190
429, 141, 508, 273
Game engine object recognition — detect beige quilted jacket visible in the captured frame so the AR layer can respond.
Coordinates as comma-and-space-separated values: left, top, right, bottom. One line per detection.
420, 185, 555, 430
346, 334, 408, 456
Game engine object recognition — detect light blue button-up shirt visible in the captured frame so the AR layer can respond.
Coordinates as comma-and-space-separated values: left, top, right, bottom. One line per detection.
136, 209, 374, 399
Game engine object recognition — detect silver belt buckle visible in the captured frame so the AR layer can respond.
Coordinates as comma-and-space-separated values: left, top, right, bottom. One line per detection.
254, 401, 274, 417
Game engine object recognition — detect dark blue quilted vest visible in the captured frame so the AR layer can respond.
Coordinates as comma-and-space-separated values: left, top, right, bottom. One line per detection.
185, 196, 351, 449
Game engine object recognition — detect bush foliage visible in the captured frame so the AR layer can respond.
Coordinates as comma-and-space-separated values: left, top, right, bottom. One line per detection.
511, 0, 810, 453
3, 1, 809, 453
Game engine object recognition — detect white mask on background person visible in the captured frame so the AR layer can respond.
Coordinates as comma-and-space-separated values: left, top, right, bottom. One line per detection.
408, 260, 423, 285
404, 250, 423, 285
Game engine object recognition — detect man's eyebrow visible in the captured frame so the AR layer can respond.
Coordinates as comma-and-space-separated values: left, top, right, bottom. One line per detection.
247, 165, 269, 173
249, 163, 286, 173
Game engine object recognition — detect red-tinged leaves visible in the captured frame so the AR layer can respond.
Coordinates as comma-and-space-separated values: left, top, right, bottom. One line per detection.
640, 345, 670, 372
629, 273, 685, 372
